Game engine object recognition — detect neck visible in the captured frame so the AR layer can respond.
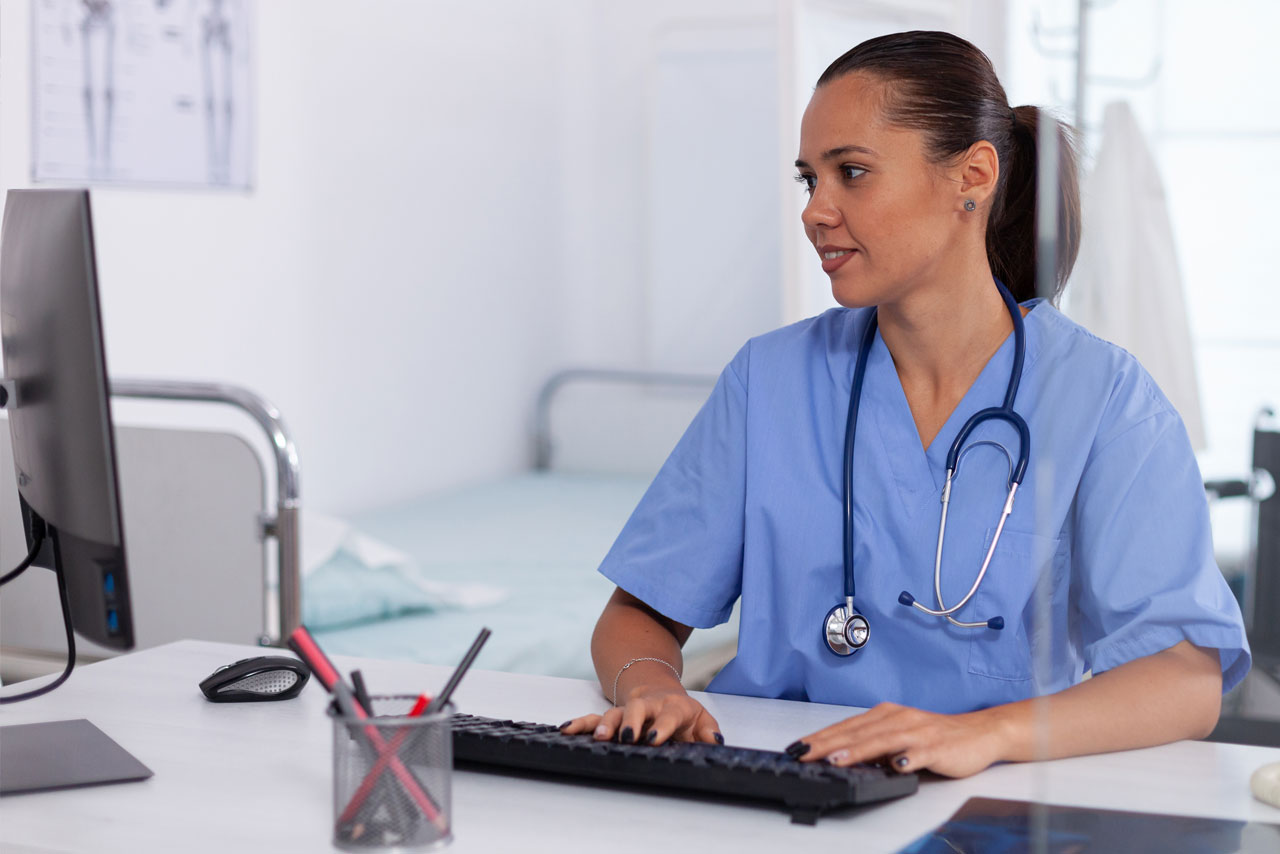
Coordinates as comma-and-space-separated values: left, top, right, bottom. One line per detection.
876, 268, 1015, 394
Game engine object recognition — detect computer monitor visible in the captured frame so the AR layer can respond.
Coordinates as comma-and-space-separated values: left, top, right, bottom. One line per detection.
0, 189, 150, 793
0, 188, 134, 650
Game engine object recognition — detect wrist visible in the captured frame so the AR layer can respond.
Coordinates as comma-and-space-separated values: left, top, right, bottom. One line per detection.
972, 702, 1026, 764
623, 675, 686, 703
613, 658, 683, 705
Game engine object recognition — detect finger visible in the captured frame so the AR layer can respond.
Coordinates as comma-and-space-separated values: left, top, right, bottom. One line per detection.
618, 698, 655, 744
643, 704, 689, 746
690, 710, 725, 745
823, 729, 918, 767
798, 706, 923, 762
790, 715, 884, 759
890, 752, 915, 774
559, 714, 602, 735
592, 706, 625, 741
798, 703, 902, 749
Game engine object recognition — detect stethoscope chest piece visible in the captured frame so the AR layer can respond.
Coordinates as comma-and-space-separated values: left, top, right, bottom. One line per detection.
823, 603, 869, 656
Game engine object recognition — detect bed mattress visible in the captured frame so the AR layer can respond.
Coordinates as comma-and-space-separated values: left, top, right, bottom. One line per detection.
312, 471, 739, 682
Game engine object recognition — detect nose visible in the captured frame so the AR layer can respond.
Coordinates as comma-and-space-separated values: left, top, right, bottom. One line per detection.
800, 183, 841, 233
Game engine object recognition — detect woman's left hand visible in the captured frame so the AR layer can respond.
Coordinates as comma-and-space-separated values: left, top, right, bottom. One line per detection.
790, 702, 1006, 778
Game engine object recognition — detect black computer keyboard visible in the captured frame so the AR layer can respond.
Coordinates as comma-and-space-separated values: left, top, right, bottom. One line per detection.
450, 713, 918, 824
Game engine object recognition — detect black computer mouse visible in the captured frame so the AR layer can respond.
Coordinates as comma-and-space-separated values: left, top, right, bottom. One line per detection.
200, 655, 311, 702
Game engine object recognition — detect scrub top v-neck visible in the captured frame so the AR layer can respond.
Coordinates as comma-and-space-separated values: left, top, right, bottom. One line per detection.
598, 302, 1249, 713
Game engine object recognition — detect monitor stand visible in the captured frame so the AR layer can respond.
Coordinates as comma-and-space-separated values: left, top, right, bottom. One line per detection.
0, 718, 152, 795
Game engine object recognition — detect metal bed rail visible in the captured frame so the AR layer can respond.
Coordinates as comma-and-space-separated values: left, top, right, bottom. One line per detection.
109, 379, 301, 646
532, 368, 718, 471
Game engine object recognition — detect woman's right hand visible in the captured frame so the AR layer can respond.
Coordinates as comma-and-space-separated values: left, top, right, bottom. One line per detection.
559, 685, 724, 746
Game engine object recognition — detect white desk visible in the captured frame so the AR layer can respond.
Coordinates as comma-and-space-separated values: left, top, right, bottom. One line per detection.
2, 640, 1279, 853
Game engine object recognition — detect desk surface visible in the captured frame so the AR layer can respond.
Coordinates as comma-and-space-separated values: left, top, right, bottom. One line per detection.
2, 640, 1279, 853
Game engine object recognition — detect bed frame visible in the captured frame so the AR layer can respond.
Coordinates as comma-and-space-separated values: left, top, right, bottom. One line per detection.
1, 369, 717, 684
0, 380, 300, 682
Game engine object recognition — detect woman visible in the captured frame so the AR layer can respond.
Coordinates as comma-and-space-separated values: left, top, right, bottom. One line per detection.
561, 31, 1249, 778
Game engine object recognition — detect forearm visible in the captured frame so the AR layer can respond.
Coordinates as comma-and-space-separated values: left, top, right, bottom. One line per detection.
988, 640, 1222, 762
591, 588, 691, 703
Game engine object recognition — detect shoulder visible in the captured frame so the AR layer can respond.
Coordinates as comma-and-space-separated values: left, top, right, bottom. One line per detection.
730, 307, 869, 383
1031, 301, 1181, 449
747, 306, 868, 351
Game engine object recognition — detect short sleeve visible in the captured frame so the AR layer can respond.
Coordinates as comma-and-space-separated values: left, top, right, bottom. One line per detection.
595, 349, 748, 629
1071, 408, 1250, 692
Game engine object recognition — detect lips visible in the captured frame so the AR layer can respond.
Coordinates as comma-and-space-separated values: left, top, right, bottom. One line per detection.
817, 245, 858, 274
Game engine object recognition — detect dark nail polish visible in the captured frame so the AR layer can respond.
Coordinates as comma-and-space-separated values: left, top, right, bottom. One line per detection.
558, 720, 572, 730
644, 730, 658, 745
713, 732, 725, 745
620, 726, 634, 744
785, 741, 810, 758
895, 756, 909, 768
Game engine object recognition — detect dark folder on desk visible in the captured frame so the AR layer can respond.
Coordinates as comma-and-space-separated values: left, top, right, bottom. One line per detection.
0, 719, 153, 795
897, 797, 1280, 854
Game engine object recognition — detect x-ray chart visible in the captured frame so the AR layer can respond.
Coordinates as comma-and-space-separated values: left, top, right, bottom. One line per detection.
32, 0, 253, 189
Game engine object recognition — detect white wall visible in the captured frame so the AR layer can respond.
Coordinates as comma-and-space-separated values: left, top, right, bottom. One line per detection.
555, 0, 780, 371
1, 0, 1008, 516
1, 0, 572, 516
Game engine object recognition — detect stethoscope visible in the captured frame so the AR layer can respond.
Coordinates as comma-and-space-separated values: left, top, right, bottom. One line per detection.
823, 279, 1030, 656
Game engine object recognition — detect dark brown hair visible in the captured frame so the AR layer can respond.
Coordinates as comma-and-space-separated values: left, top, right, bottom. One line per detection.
817, 31, 1080, 303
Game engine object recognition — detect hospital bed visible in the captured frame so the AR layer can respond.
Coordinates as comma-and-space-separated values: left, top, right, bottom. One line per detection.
306, 369, 737, 685
0, 370, 738, 688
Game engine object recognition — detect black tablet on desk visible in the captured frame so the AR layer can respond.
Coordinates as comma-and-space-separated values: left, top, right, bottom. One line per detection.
0, 719, 152, 795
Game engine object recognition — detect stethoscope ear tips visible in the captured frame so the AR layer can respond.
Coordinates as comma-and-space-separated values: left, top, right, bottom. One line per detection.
986, 616, 1005, 631
897, 591, 915, 607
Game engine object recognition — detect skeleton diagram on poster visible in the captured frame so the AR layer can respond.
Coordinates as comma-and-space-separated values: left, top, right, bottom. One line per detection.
32, 0, 253, 189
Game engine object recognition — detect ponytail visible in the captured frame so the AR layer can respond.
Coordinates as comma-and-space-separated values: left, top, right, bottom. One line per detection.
988, 106, 1081, 303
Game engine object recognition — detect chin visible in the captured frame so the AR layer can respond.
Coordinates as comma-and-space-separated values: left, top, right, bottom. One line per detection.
830, 279, 883, 310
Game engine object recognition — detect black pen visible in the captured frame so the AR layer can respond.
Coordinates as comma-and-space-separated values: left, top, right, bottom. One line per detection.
426, 627, 491, 715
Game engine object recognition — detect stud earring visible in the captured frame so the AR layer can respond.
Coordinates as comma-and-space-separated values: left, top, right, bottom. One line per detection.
963, 199, 976, 212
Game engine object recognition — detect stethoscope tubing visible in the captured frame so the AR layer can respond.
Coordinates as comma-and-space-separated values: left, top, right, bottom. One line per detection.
840, 279, 1028, 629
841, 314, 881, 601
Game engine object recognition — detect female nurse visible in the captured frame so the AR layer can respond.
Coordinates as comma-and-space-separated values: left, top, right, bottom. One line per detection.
561, 30, 1249, 778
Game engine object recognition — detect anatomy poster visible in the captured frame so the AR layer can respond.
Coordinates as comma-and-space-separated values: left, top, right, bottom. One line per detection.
32, 0, 254, 189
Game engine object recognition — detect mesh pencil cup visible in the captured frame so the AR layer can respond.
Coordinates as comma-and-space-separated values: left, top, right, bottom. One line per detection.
330, 696, 454, 852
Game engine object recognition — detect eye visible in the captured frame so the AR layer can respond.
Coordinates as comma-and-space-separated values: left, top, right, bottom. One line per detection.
794, 173, 816, 195
841, 165, 866, 181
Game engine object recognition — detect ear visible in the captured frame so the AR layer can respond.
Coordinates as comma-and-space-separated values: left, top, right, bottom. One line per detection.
956, 140, 1000, 211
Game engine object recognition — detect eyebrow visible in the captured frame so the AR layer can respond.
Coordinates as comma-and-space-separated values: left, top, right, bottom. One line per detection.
794, 144, 879, 170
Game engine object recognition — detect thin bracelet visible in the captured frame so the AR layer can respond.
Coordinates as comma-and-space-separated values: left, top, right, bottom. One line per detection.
611, 657, 682, 706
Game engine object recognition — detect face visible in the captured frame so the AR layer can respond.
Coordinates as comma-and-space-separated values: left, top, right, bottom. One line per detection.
795, 73, 961, 308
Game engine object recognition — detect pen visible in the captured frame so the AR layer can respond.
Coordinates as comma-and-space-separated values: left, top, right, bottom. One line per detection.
425, 627, 491, 715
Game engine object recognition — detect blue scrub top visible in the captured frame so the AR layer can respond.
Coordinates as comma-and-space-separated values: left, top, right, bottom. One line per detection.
598, 301, 1250, 713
